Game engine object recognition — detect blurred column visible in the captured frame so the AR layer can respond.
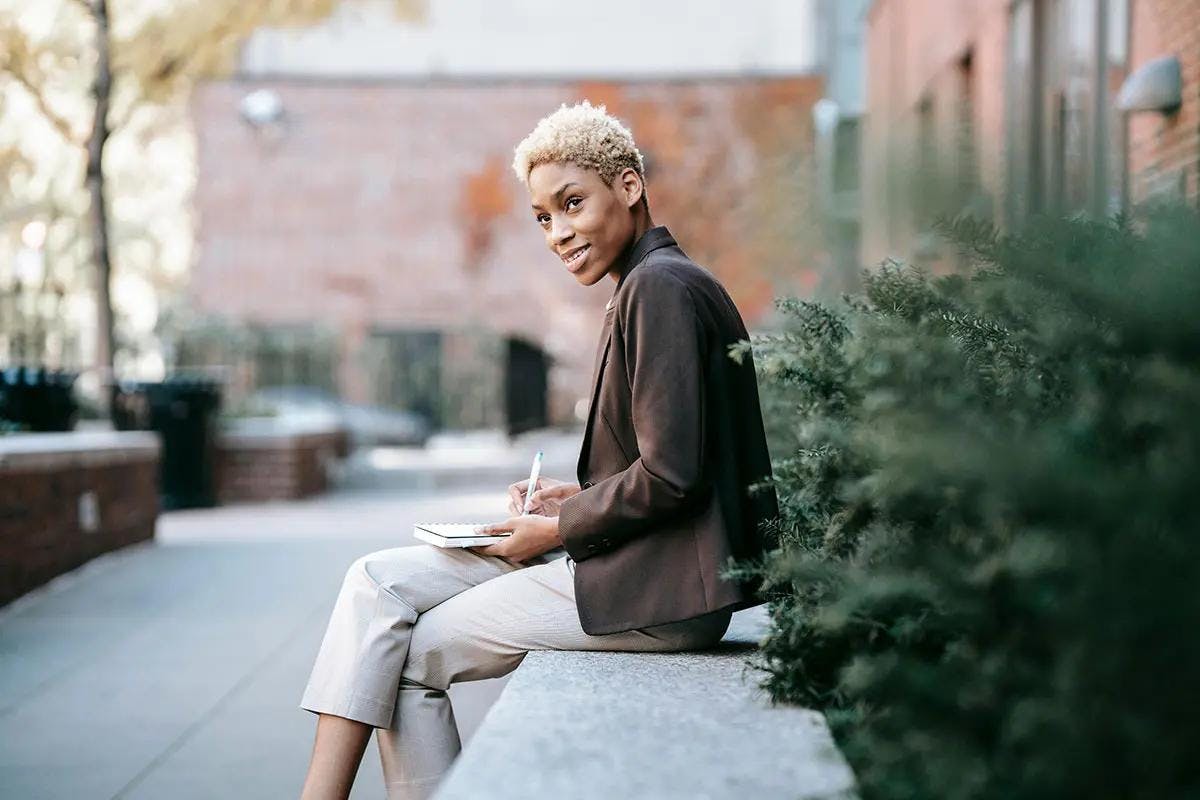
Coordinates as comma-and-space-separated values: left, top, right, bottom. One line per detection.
813, 0, 870, 293
338, 318, 370, 405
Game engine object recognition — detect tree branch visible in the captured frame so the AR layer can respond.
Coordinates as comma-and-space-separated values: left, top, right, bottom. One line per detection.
3, 69, 81, 146
108, 88, 145, 134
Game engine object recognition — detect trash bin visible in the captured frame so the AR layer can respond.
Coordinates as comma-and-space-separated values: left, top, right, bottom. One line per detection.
115, 376, 222, 510
0, 366, 79, 432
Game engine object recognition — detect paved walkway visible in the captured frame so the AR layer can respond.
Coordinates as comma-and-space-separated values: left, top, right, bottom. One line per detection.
0, 430, 581, 800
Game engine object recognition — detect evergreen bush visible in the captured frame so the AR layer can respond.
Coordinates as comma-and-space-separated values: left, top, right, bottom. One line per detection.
732, 206, 1200, 799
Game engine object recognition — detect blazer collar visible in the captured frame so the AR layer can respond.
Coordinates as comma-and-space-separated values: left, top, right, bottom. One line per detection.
613, 225, 677, 295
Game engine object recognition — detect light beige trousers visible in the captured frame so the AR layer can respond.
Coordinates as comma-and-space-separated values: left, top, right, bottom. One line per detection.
299, 544, 732, 800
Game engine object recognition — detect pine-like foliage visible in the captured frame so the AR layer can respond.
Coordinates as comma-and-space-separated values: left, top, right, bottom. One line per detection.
731, 206, 1200, 799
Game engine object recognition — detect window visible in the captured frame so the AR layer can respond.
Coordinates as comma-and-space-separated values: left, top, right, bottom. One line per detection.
250, 325, 337, 392
1100, 0, 1130, 214
1006, 0, 1040, 221
366, 329, 443, 425
1006, 0, 1131, 223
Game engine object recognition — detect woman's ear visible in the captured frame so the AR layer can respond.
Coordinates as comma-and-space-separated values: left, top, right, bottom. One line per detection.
617, 167, 644, 210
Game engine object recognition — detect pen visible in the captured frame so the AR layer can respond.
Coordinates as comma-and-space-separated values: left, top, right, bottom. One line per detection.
521, 450, 544, 514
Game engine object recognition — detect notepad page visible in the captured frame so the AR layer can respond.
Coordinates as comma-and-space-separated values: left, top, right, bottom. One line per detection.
416, 523, 495, 538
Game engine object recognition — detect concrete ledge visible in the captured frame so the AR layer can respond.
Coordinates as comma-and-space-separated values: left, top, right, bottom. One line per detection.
0, 431, 160, 471
218, 417, 347, 448
434, 607, 857, 800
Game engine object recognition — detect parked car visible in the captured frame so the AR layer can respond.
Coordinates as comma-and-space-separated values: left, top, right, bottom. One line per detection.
246, 385, 432, 448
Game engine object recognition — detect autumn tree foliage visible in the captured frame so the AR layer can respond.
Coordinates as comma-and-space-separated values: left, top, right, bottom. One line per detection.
0, 0, 426, 400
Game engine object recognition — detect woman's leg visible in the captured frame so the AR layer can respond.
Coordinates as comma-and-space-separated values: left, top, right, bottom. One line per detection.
298, 544, 525, 800
298, 714, 373, 800
375, 556, 731, 799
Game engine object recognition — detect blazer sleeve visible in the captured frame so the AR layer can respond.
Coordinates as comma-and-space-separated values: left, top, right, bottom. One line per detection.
557, 268, 709, 561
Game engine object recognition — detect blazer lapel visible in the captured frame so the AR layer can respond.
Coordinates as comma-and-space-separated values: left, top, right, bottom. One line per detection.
576, 306, 615, 483
575, 226, 679, 483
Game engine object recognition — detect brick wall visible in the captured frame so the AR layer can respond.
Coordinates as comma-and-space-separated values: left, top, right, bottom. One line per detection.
215, 429, 346, 503
862, 0, 1010, 265
863, 0, 1199, 265
189, 76, 823, 425
0, 434, 160, 607
1128, 0, 1200, 205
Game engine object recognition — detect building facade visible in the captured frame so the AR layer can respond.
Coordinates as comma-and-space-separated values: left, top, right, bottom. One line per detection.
185, 1, 824, 429
856, 0, 1198, 265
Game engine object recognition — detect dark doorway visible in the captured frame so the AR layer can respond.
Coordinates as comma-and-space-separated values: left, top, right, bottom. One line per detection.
505, 338, 548, 436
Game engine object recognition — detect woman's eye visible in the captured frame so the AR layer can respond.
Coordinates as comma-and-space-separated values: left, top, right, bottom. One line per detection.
536, 214, 549, 225
566, 197, 582, 210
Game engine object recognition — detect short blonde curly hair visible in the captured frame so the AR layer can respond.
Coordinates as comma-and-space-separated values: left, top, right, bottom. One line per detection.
511, 100, 646, 189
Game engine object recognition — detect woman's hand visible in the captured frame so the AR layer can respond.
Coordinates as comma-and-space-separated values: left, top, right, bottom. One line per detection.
506, 476, 581, 517
472, 515, 562, 563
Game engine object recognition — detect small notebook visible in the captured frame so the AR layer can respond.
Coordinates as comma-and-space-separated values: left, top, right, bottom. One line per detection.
413, 523, 511, 548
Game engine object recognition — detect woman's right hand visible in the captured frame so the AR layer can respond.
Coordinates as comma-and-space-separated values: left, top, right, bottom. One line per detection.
507, 476, 581, 517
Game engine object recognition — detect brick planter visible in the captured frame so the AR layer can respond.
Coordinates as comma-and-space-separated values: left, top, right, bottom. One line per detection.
216, 419, 347, 503
0, 432, 160, 607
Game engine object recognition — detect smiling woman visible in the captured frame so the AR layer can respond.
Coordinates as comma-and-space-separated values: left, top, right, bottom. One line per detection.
513, 100, 654, 286
297, 100, 778, 800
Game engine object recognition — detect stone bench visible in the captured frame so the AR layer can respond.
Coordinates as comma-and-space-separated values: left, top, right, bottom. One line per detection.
434, 606, 858, 800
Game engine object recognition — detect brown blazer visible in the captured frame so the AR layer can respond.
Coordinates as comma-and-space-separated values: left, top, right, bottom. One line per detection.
557, 226, 779, 635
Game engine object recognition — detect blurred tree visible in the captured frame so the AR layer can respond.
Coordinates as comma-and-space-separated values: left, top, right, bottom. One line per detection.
0, 0, 426, 412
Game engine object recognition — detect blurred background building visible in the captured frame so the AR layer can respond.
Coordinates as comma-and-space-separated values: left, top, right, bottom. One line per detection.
4, 0, 1195, 434
180, 0, 826, 431
839, 0, 1198, 266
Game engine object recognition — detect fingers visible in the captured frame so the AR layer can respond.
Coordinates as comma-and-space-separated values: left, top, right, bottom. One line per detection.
480, 517, 521, 534
529, 486, 565, 504
507, 476, 570, 515
508, 478, 530, 515
472, 543, 510, 562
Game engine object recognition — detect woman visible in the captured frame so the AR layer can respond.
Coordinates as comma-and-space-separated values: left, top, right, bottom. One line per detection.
298, 101, 778, 800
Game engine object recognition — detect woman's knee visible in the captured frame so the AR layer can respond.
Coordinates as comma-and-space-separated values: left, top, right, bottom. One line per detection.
342, 546, 419, 594
402, 615, 524, 690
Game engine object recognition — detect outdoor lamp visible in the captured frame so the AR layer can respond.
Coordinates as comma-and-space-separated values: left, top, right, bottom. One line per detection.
1116, 55, 1182, 115
239, 88, 288, 144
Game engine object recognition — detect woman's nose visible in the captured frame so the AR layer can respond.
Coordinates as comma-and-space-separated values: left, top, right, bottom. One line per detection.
550, 218, 573, 244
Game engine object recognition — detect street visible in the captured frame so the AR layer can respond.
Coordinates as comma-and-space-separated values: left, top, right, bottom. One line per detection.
0, 433, 580, 800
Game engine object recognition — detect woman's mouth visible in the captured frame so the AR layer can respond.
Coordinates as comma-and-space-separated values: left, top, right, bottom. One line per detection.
562, 244, 591, 272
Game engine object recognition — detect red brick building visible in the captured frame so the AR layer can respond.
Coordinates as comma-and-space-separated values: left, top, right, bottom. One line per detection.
186, 76, 822, 428
1127, 0, 1200, 202
859, 0, 1198, 265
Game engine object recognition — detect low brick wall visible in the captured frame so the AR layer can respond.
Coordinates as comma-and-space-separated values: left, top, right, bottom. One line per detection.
0, 432, 160, 607
216, 420, 347, 503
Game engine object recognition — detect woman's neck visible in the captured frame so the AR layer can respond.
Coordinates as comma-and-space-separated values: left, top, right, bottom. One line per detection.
609, 214, 655, 284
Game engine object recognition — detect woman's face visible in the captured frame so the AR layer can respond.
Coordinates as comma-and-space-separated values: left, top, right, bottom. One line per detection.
527, 161, 640, 286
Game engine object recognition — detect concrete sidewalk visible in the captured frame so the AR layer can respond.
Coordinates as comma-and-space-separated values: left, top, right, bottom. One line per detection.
0, 429, 583, 800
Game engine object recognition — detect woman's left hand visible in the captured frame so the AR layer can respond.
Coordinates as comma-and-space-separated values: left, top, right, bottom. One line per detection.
472, 515, 562, 563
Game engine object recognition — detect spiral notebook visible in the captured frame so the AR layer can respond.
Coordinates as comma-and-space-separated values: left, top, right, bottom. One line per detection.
413, 523, 511, 548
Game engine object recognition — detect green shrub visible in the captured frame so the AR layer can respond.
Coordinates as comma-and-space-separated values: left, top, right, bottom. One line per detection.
733, 206, 1200, 799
